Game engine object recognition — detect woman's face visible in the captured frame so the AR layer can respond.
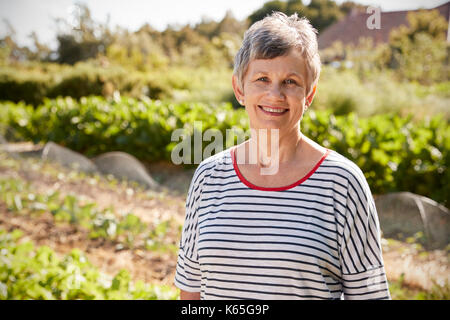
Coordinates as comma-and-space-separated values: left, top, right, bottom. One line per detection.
233, 49, 312, 135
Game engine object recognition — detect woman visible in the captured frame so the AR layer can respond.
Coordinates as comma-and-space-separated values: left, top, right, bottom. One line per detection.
174, 12, 391, 300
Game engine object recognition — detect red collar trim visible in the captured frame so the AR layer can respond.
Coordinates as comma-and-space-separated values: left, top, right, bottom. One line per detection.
231, 147, 330, 191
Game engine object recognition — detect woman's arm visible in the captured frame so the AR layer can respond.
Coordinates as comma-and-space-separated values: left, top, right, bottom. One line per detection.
180, 290, 201, 300
339, 165, 391, 300
174, 163, 209, 299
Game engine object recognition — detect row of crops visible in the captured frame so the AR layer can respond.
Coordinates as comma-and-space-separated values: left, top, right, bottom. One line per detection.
0, 176, 179, 254
0, 229, 178, 300
0, 172, 180, 300
1, 96, 448, 205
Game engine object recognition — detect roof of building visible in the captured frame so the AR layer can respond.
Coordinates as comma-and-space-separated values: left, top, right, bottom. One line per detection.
318, 1, 450, 50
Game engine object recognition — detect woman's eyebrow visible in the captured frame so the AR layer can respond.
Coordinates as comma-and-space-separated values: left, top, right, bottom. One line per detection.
253, 71, 268, 75
251, 71, 305, 82
286, 72, 305, 81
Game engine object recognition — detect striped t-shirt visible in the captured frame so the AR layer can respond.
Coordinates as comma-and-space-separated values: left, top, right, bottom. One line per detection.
174, 147, 391, 300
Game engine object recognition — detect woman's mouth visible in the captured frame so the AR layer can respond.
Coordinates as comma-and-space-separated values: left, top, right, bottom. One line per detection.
258, 105, 289, 116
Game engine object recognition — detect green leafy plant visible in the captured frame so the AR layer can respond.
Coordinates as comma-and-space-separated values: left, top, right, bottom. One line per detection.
0, 228, 179, 300
0, 177, 178, 251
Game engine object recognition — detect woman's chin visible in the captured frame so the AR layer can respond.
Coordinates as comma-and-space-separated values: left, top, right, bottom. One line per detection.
251, 121, 289, 133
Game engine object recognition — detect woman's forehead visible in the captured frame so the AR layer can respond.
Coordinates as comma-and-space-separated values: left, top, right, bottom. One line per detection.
247, 52, 308, 77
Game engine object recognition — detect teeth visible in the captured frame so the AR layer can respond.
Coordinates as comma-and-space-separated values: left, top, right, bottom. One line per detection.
261, 106, 287, 113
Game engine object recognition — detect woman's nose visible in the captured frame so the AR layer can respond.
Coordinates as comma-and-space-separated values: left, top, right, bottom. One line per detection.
267, 83, 285, 100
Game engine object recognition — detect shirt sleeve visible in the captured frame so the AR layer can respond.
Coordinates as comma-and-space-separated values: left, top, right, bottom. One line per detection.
339, 168, 391, 300
174, 165, 205, 293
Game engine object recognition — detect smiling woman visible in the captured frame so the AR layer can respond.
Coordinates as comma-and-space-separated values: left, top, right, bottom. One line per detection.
174, 12, 391, 300
234, 50, 310, 131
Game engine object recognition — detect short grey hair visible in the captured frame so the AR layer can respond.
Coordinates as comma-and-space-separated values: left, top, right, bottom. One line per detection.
233, 12, 321, 96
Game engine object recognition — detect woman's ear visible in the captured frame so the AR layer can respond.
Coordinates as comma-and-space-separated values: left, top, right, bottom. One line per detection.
305, 85, 317, 108
232, 75, 245, 106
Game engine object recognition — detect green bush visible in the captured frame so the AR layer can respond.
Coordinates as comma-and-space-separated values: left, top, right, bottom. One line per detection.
0, 63, 171, 106
1, 96, 246, 161
312, 67, 450, 118
302, 110, 449, 205
1, 96, 448, 205
0, 69, 50, 106
388, 9, 449, 85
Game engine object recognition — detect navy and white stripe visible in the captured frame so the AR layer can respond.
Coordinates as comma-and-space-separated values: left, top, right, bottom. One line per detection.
174, 148, 391, 300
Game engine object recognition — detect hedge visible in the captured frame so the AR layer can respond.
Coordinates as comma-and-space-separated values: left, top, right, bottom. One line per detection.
0, 65, 171, 106
1, 96, 448, 205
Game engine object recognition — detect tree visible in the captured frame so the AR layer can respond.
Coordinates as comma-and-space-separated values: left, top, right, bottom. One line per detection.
55, 3, 113, 64
28, 32, 52, 61
0, 19, 40, 63
247, 0, 353, 33
248, 1, 286, 25
389, 9, 448, 84
216, 10, 247, 36
390, 9, 448, 43
286, 0, 307, 16
306, 0, 343, 32
195, 17, 220, 39
339, 1, 366, 15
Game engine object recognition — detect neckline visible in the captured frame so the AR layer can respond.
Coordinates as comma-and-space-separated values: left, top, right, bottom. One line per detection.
230, 146, 330, 191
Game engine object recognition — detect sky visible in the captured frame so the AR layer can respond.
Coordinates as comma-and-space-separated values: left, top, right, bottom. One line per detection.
0, 0, 448, 49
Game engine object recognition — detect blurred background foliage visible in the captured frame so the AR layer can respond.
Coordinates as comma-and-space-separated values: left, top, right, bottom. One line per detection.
1, 1, 447, 111
0, 0, 449, 205
0, 0, 449, 301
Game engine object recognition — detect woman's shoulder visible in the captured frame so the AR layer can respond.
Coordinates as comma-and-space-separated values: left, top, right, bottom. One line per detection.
191, 148, 234, 181
321, 149, 368, 185
198, 147, 233, 169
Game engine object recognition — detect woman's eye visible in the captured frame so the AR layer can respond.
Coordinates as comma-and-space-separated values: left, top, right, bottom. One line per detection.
257, 77, 268, 82
285, 79, 297, 85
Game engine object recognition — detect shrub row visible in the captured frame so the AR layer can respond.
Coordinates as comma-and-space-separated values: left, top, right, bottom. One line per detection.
0, 64, 171, 106
1, 96, 448, 205
2, 64, 449, 117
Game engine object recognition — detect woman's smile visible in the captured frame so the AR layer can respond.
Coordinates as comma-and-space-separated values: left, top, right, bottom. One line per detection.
258, 104, 289, 116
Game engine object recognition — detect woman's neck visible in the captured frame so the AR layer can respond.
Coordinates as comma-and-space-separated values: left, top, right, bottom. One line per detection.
244, 126, 303, 173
